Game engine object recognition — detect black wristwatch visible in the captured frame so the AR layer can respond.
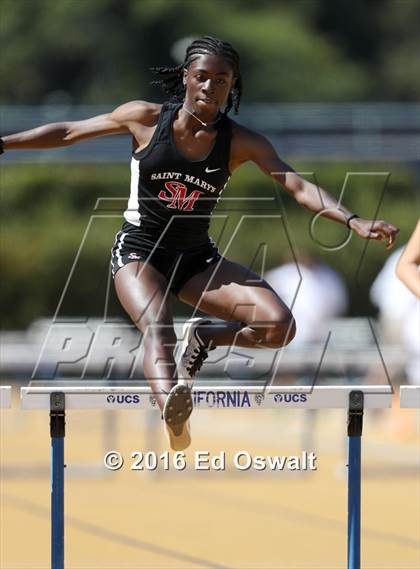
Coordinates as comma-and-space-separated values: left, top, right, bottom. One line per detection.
346, 214, 359, 228
0, 137, 4, 155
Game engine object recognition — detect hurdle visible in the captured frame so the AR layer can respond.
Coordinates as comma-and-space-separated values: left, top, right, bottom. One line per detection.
21, 383, 392, 569
400, 385, 420, 408
0, 386, 12, 408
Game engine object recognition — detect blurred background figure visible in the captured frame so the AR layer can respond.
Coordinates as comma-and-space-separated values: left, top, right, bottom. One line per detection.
370, 241, 420, 386
265, 252, 348, 347
396, 220, 420, 385
396, 220, 420, 299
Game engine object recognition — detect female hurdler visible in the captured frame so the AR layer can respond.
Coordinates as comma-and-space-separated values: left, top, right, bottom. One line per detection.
0, 36, 399, 450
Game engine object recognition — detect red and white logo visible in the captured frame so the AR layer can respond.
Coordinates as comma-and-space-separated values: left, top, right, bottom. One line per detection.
158, 181, 202, 211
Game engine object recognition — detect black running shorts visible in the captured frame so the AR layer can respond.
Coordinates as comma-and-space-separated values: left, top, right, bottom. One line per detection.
111, 222, 221, 295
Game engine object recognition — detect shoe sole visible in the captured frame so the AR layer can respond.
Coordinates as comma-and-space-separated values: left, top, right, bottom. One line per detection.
163, 384, 193, 434
165, 420, 191, 451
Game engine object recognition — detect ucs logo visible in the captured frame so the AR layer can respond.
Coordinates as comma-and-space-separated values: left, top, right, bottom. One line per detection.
106, 394, 141, 404
273, 393, 308, 403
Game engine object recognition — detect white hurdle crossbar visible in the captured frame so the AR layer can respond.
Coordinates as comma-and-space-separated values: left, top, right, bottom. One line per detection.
21, 384, 392, 410
400, 386, 420, 408
20, 384, 393, 569
0, 386, 12, 408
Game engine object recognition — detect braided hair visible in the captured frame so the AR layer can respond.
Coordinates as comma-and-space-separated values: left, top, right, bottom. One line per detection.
151, 36, 242, 115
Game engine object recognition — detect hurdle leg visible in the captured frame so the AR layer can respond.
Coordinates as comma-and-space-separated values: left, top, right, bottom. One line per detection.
50, 393, 66, 569
347, 390, 364, 569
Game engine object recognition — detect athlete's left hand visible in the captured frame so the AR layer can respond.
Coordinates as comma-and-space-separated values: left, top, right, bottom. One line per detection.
349, 218, 399, 250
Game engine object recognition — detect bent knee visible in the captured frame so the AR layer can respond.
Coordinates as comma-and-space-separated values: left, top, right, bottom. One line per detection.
261, 311, 296, 348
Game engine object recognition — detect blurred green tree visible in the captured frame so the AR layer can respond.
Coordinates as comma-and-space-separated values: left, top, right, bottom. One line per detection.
1, 0, 418, 104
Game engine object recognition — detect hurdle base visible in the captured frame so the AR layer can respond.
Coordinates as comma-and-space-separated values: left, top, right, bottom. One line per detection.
347, 390, 363, 569
50, 392, 65, 569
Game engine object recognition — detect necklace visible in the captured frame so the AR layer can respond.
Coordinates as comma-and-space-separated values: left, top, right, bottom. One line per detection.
182, 105, 221, 128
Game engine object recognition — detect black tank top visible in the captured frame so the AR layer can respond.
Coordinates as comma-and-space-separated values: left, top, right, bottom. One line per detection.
124, 100, 232, 249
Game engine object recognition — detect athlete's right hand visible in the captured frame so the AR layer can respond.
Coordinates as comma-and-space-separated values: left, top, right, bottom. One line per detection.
349, 217, 399, 250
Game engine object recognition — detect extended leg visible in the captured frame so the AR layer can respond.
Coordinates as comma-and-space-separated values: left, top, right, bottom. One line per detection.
115, 261, 192, 449
114, 261, 178, 410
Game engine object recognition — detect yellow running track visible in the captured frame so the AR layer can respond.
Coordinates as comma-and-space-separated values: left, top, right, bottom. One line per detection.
1, 392, 419, 568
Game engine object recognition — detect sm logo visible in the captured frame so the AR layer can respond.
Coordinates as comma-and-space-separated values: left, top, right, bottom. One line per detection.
158, 181, 203, 211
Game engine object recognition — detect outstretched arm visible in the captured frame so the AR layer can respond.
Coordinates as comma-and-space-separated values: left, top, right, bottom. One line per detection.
0, 100, 158, 151
396, 220, 420, 298
233, 127, 399, 249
